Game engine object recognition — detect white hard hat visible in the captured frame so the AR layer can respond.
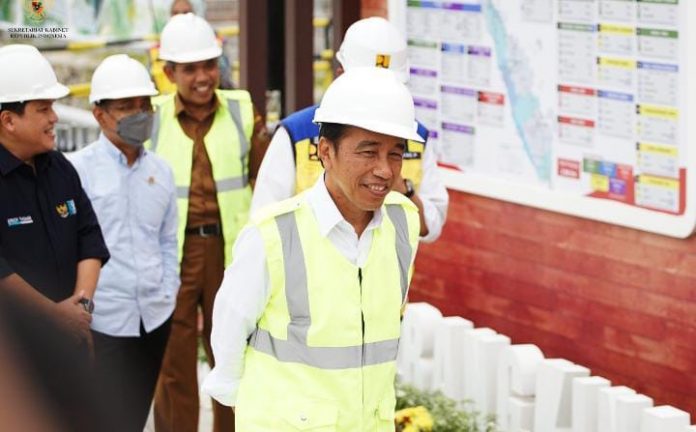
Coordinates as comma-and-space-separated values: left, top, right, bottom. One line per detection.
314, 67, 422, 142
336, 17, 409, 83
159, 13, 222, 63
0, 44, 69, 105
89, 55, 158, 104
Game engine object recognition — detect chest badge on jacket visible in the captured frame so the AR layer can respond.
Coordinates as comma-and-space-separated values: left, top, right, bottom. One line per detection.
55, 199, 77, 218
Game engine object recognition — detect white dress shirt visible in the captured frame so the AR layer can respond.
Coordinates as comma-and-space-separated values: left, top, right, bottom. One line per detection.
68, 134, 179, 337
250, 125, 449, 242
202, 176, 388, 407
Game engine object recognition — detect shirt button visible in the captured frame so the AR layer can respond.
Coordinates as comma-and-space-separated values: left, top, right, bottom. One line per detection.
299, 414, 307, 422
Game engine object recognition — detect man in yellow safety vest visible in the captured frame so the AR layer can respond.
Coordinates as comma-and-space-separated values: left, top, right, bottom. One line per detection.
203, 67, 422, 431
149, 12, 268, 432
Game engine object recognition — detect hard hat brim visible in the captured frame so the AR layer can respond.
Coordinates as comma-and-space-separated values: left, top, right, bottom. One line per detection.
158, 46, 223, 64
0, 82, 70, 104
89, 86, 159, 104
313, 113, 424, 143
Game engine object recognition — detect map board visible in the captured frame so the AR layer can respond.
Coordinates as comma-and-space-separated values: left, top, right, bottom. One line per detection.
391, 0, 695, 237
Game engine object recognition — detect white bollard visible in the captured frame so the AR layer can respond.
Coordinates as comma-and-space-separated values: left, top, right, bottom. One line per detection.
572, 376, 611, 432
597, 386, 636, 432
615, 394, 653, 432
472, 333, 511, 415
412, 358, 435, 391
496, 344, 544, 431
431, 316, 474, 400
397, 302, 442, 383
462, 327, 496, 400
509, 395, 535, 432
534, 359, 590, 432
640, 406, 690, 432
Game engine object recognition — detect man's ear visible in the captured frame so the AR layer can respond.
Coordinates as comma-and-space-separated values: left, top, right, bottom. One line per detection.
92, 105, 107, 129
318, 136, 334, 170
0, 110, 17, 133
163, 63, 176, 84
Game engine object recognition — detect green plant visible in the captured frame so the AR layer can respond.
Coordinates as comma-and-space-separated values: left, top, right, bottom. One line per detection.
395, 382, 498, 432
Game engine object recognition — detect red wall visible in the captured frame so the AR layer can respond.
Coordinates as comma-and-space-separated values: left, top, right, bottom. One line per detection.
410, 190, 696, 417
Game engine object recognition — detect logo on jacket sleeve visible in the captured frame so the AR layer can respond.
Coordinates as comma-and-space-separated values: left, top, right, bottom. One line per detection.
56, 199, 77, 218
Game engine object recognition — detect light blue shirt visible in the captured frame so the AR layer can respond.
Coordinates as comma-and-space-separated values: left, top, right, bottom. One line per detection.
68, 134, 179, 337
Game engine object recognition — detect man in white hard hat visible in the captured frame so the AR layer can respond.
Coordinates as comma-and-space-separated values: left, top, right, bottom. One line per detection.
252, 16, 448, 244
150, 13, 269, 432
0, 45, 109, 354
67, 54, 178, 432
203, 67, 421, 431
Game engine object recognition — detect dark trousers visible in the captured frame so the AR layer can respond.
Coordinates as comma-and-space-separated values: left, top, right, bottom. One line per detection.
93, 317, 172, 432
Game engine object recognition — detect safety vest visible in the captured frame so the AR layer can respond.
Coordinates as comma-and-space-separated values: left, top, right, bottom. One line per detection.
282, 105, 429, 194
235, 191, 420, 431
147, 90, 254, 266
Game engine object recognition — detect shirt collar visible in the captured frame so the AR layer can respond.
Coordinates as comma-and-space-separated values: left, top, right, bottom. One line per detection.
174, 91, 220, 121
0, 142, 23, 176
96, 133, 146, 166
0, 142, 51, 176
307, 175, 383, 238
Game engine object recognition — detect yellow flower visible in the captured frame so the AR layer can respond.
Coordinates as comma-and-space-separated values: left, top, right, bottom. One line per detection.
395, 406, 433, 432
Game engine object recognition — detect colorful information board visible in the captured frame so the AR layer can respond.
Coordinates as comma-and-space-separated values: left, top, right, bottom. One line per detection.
396, 0, 695, 237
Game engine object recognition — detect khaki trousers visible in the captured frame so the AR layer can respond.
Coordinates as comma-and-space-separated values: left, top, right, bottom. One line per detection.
154, 234, 234, 432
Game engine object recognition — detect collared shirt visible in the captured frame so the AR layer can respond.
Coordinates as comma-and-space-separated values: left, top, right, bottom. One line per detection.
202, 176, 384, 407
250, 125, 449, 242
174, 93, 270, 229
0, 143, 109, 302
68, 134, 179, 336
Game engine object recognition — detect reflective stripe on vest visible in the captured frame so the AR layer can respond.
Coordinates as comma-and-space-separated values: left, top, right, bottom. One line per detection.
175, 176, 248, 199
248, 204, 412, 369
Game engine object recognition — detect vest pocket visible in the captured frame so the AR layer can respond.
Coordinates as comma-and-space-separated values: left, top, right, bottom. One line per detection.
279, 399, 338, 431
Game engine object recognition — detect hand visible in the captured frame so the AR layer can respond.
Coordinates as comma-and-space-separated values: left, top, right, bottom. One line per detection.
54, 291, 92, 343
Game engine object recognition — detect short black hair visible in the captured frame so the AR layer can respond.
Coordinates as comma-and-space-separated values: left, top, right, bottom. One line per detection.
0, 101, 27, 116
318, 122, 349, 150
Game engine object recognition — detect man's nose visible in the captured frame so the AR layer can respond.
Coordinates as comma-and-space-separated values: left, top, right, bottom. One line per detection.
373, 155, 394, 180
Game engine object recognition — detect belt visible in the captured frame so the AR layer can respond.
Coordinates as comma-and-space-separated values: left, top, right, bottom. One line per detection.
185, 223, 221, 237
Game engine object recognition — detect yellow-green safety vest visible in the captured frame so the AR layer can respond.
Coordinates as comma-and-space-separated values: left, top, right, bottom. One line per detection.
147, 89, 254, 266
281, 104, 429, 194
235, 191, 420, 431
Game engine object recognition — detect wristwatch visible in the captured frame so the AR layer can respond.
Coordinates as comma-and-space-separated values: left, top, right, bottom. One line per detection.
403, 178, 415, 198
78, 297, 95, 314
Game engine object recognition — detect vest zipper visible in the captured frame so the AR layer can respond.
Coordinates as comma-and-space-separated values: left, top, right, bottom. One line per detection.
358, 267, 366, 422
358, 268, 365, 345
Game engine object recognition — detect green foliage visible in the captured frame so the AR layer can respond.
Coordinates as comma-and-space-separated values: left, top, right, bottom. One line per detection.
396, 382, 498, 432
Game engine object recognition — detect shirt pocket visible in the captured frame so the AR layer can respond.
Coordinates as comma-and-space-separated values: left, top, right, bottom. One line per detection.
86, 164, 120, 212
279, 399, 338, 431
135, 176, 171, 233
